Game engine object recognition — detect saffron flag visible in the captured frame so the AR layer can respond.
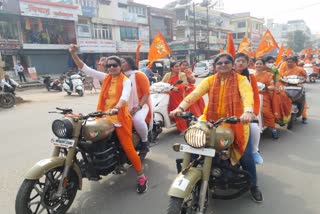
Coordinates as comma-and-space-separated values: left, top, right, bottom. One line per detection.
304, 48, 312, 60
147, 32, 171, 68
255, 29, 279, 58
238, 36, 255, 58
285, 47, 294, 57
136, 40, 143, 68
275, 44, 284, 66
226, 32, 236, 57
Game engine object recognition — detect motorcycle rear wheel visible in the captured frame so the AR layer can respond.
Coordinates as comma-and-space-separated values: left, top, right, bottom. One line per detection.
287, 113, 295, 130
15, 167, 78, 214
0, 93, 16, 108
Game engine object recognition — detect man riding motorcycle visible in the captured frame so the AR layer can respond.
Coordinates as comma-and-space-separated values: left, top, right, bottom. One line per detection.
279, 56, 308, 124
1, 74, 21, 94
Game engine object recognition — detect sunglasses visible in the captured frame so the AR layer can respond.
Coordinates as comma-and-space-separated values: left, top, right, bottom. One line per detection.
106, 63, 119, 68
216, 60, 232, 66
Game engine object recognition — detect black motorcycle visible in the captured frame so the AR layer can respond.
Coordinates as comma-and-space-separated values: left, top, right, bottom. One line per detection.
42, 76, 62, 91
281, 75, 305, 129
0, 86, 16, 108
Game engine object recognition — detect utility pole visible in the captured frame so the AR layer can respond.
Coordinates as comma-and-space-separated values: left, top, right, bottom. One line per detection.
206, 4, 209, 59
193, 2, 197, 62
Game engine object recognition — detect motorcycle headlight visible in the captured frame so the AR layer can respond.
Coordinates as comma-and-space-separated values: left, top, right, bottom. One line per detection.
52, 119, 73, 139
184, 124, 207, 148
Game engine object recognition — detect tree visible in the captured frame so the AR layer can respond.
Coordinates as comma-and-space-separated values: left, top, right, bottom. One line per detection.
286, 30, 310, 53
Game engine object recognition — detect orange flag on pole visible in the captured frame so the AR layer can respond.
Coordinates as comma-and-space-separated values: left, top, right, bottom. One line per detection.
285, 47, 294, 57
226, 32, 236, 57
255, 29, 279, 58
275, 44, 284, 66
147, 32, 171, 68
136, 40, 143, 68
238, 36, 255, 58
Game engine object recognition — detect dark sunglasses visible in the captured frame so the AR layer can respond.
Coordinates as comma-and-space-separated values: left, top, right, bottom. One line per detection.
106, 63, 119, 68
216, 60, 232, 66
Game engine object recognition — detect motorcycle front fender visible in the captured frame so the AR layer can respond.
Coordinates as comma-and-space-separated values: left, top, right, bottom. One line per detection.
76, 85, 83, 91
24, 157, 83, 190
168, 168, 202, 199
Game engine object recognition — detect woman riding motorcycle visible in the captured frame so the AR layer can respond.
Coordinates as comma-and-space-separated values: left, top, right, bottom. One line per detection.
69, 44, 148, 193
170, 53, 263, 203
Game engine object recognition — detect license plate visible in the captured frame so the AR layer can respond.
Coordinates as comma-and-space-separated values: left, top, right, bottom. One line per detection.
51, 138, 75, 148
179, 144, 215, 157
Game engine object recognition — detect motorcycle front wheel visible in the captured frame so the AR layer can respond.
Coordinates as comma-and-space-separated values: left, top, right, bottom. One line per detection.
0, 93, 16, 108
15, 166, 79, 214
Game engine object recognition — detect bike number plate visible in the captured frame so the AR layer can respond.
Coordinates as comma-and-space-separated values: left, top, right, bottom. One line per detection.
51, 138, 75, 148
179, 144, 215, 157
172, 175, 190, 191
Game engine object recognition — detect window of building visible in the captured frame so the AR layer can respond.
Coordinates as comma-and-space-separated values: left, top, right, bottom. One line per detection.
237, 21, 246, 28
0, 15, 19, 40
232, 33, 237, 39
128, 6, 146, 17
120, 26, 138, 40
237, 32, 245, 39
93, 24, 112, 40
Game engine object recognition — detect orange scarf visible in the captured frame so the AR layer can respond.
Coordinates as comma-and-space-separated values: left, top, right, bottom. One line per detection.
249, 74, 260, 116
97, 73, 131, 123
206, 72, 246, 155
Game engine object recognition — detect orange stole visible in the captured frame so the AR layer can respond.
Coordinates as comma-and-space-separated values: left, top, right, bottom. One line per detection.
97, 73, 132, 133
206, 72, 247, 158
185, 70, 205, 117
249, 74, 260, 116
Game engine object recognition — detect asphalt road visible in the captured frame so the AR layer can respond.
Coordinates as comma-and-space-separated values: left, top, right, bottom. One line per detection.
1, 81, 320, 214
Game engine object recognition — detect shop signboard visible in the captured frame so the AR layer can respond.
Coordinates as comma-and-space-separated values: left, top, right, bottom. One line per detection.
0, 0, 20, 14
19, 0, 80, 21
23, 44, 69, 49
78, 39, 117, 53
117, 41, 149, 53
81, 6, 96, 17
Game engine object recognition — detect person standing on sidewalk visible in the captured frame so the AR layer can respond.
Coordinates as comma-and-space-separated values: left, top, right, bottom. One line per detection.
14, 63, 27, 83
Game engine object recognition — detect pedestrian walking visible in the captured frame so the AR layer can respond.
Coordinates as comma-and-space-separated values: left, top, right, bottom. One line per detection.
14, 63, 27, 83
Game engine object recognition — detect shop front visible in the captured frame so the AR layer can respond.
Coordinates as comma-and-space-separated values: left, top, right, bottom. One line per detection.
0, 0, 22, 78
18, 0, 80, 75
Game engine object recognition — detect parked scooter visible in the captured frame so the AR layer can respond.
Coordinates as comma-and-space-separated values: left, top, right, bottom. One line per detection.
167, 115, 258, 213
15, 107, 148, 214
149, 80, 185, 141
63, 73, 84, 96
42, 76, 62, 91
304, 64, 317, 83
280, 75, 305, 129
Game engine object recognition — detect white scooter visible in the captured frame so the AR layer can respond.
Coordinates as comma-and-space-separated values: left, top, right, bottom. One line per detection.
63, 73, 84, 96
149, 80, 184, 141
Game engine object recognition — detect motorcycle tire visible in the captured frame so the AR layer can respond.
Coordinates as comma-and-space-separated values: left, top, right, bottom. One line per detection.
287, 113, 295, 130
0, 93, 16, 108
58, 87, 62, 92
67, 92, 72, 95
15, 167, 78, 214
167, 197, 184, 214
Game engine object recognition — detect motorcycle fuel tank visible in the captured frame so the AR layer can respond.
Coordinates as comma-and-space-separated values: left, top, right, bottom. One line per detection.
82, 118, 115, 142
214, 126, 234, 151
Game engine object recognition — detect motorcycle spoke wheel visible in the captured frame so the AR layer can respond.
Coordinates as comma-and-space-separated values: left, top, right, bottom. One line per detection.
15, 167, 78, 214
0, 94, 16, 108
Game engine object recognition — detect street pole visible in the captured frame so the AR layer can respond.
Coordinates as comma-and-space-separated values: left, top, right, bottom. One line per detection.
193, 2, 197, 62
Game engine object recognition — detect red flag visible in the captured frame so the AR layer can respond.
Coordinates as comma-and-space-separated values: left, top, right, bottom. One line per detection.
238, 36, 255, 58
226, 32, 236, 57
136, 40, 143, 68
275, 44, 284, 66
256, 29, 279, 58
147, 32, 171, 68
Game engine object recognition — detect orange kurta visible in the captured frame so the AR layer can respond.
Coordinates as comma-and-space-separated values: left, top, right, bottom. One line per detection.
255, 71, 276, 128
97, 73, 142, 172
279, 64, 307, 118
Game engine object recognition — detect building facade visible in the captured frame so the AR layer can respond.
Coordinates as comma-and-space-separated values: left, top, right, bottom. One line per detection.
0, 0, 22, 77
230, 12, 264, 49
19, 0, 80, 75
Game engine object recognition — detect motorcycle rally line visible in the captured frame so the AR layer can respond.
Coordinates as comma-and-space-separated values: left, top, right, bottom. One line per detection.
14, 72, 309, 213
